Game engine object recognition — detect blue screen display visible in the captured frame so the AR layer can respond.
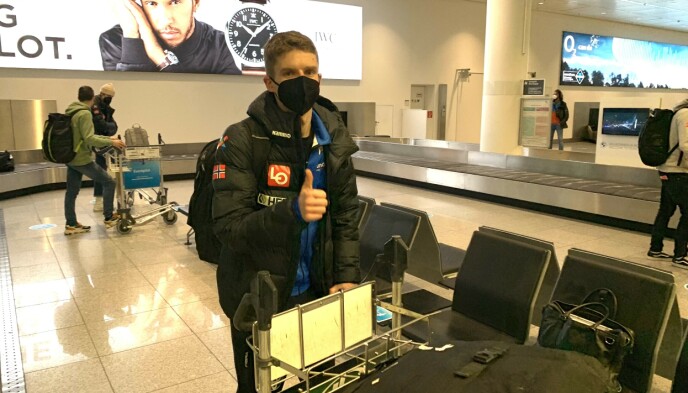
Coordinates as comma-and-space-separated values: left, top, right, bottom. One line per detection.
601, 108, 649, 136
560, 31, 688, 89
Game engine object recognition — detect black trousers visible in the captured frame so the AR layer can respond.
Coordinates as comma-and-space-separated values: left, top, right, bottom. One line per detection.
650, 172, 688, 258
231, 288, 319, 393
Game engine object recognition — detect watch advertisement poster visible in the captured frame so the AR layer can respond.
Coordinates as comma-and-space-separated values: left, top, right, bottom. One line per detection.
0, 0, 362, 79
519, 97, 551, 148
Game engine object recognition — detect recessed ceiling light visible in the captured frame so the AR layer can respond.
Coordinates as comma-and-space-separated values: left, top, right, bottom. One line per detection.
538, 2, 544, 4
601, 12, 607, 15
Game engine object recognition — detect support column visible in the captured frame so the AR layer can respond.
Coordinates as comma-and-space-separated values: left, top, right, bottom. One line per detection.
479, 0, 532, 154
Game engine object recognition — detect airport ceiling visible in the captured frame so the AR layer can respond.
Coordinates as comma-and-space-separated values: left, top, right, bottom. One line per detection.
467, 0, 688, 34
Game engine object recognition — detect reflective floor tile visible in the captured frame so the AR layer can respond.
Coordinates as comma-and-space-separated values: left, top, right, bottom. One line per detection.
59, 257, 136, 279
154, 275, 218, 307
100, 335, 224, 393
20, 324, 98, 373
67, 269, 150, 298
172, 298, 229, 334
74, 285, 167, 323
24, 358, 113, 393
139, 261, 216, 285
9, 249, 58, 268
87, 307, 192, 355
197, 327, 234, 370
152, 371, 237, 393
11, 262, 64, 285
13, 279, 73, 308
16, 299, 83, 336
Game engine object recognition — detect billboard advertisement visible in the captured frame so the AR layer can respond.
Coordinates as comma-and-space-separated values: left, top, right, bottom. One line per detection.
560, 31, 688, 89
0, 0, 362, 79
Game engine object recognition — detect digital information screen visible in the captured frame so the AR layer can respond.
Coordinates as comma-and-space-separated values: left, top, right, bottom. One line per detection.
601, 108, 649, 136
560, 31, 688, 89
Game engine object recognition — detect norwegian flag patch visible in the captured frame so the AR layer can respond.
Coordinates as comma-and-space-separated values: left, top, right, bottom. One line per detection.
212, 164, 226, 180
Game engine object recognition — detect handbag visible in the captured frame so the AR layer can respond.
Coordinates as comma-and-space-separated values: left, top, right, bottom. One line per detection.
538, 290, 634, 393
0, 151, 14, 172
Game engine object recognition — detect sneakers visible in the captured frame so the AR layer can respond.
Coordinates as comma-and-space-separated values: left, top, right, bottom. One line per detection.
104, 213, 121, 228
672, 256, 688, 269
64, 223, 91, 236
647, 250, 673, 260
93, 197, 103, 212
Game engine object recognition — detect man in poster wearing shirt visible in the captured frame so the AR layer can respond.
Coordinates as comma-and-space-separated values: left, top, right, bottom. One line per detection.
99, 0, 240, 74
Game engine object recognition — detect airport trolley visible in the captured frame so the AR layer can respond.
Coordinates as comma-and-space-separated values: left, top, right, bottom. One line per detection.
107, 144, 178, 234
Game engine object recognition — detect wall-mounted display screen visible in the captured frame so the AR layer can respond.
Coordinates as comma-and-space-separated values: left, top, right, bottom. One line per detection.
0, 0, 362, 79
601, 108, 649, 136
560, 31, 688, 89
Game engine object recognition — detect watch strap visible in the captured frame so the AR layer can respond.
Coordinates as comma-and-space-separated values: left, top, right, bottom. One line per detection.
241, 64, 266, 75
241, 0, 267, 4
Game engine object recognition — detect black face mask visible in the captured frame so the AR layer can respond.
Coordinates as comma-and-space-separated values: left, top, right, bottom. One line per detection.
271, 76, 320, 116
102, 96, 113, 105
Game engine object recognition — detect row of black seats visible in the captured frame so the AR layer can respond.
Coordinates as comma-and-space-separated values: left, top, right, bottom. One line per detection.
356, 195, 688, 393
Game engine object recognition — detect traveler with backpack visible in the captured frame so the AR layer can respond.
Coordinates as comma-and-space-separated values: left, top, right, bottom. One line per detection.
63, 86, 126, 235
550, 89, 569, 150
91, 83, 118, 212
212, 31, 360, 393
647, 99, 688, 267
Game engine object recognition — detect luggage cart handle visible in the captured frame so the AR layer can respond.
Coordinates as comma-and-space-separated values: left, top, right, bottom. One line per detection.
157, 133, 165, 145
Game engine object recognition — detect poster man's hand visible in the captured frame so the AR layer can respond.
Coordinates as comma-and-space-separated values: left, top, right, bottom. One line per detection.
116, 0, 139, 38
121, 0, 166, 66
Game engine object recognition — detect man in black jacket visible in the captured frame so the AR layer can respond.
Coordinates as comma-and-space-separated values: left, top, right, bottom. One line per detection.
99, 0, 240, 74
212, 31, 360, 393
91, 83, 118, 212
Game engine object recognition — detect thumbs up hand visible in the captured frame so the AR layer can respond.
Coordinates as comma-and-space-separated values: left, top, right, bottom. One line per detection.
298, 169, 328, 222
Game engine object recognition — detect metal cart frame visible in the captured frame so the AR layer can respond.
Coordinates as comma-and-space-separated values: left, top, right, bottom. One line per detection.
107, 146, 178, 234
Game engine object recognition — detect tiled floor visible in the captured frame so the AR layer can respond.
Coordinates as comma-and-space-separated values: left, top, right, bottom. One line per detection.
2, 177, 686, 392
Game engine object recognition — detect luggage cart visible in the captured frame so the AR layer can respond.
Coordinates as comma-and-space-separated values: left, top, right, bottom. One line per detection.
107, 144, 178, 234
237, 237, 432, 393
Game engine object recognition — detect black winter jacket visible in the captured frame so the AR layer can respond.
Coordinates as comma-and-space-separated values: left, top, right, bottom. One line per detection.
91, 95, 117, 137
99, 21, 241, 74
213, 92, 361, 318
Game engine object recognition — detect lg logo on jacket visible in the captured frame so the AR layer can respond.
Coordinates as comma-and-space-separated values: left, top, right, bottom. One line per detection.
268, 165, 291, 187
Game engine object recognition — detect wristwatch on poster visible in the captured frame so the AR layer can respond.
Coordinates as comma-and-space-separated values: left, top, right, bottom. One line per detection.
157, 50, 179, 71
225, 0, 277, 74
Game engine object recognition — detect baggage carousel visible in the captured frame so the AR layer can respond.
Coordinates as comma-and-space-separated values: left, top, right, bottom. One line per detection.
351, 138, 664, 229
0, 139, 666, 229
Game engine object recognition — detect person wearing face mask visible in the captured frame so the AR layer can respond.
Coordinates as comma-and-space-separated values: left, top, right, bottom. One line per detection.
91, 83, 119, 212
212, 31, 360, 393
550, 89, 569, 150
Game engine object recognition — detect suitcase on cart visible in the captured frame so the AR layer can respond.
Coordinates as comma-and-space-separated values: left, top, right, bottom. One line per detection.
125, 124, 150, 147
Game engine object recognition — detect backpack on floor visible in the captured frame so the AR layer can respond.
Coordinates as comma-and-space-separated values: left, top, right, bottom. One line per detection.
638, 109, 679, 167
188, 131, 270, 264
0, 151, 14, 172
42, 112, 85, 164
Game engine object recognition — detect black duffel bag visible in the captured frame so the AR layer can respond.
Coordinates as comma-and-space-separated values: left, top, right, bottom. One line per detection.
538, 291, 634, 393
0, 151, 14, 172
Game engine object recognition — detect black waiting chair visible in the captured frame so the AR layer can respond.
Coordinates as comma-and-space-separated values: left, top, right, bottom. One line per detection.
402, 230, 551, 345
475, 226, 561, 326
357, 195, 376, 230
379, 202, 466, 285
553, 249, 676, 393
672, 318, 688, 393
359, 204, 451, 314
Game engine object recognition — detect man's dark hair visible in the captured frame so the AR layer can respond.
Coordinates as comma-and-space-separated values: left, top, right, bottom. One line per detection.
264, 31, 319, 78
78, 86, 95, 102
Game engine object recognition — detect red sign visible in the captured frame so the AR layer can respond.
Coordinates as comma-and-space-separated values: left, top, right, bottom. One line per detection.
268, 165, 291, 187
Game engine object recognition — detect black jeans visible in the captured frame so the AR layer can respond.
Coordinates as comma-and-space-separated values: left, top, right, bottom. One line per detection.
650, 173, 688, 258
231, 288, 319, 393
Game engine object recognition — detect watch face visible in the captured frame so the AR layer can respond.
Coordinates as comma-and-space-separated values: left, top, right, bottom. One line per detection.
225, 7, 277, 64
